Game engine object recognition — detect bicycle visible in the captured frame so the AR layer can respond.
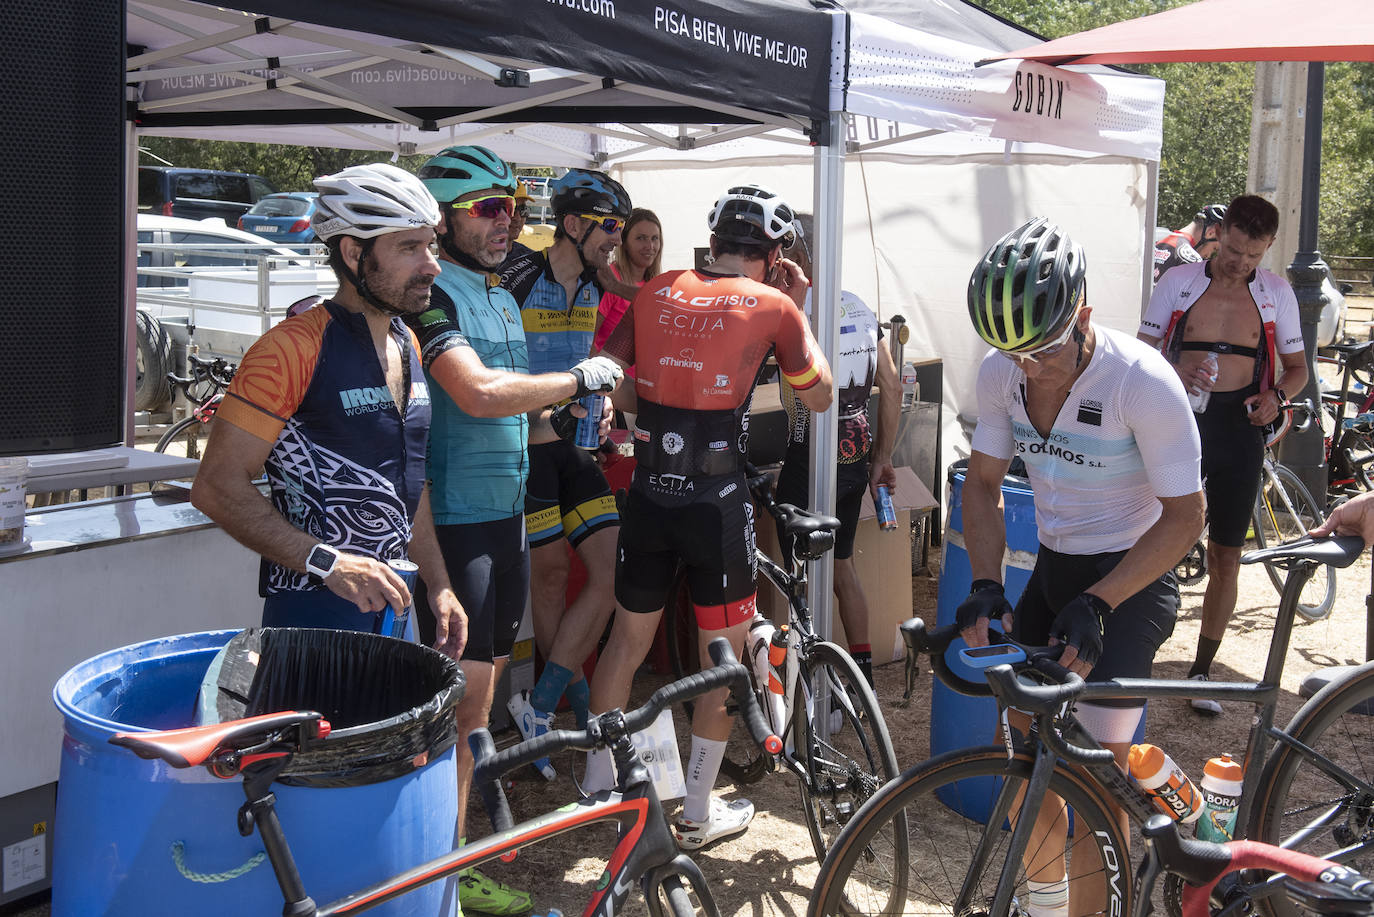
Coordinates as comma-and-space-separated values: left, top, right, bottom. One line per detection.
809, 533, 1374, 917
155, 353, 237, 457
113, 639, 779, 917
1172, 399, 1334, 621
1317, 340, 1374, 502
658, 462, 906, 887
1136, 814, 1374, 917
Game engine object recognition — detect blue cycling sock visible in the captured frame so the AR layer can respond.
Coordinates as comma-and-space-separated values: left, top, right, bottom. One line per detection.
565, 677, 591, 729
530, 662, 575, 715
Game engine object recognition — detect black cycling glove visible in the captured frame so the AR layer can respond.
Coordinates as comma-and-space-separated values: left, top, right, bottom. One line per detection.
1049, 592, 1112, 669
955, 579, 1012, 633
549, 402, 580, 443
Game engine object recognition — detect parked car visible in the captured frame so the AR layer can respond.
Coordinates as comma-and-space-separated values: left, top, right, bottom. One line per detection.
237, 192, 318, 245
138, 166, 276, 222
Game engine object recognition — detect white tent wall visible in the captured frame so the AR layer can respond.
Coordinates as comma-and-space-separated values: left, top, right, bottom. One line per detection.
613, 153, 1152, 474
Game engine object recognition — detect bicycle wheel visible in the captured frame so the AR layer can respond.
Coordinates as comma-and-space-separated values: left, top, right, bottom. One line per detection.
1253, 463, 1335, 621
154, 415, 211, 458
810, 747, 1132, 917
1251, 663, 1374, 917
794, 643, 904, 874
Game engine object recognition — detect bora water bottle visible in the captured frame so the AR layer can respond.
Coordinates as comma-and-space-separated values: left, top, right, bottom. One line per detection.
1196, 753, 1244, 842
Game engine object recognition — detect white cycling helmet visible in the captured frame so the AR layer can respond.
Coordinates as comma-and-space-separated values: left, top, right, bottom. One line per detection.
708, 184, 799, 249
312, 163, 440, 242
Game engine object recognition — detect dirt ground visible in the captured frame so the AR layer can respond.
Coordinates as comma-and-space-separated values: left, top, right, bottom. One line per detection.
487, 543, 1374, 917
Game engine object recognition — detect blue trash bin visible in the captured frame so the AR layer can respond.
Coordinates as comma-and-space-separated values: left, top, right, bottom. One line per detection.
52, 628, 463, 917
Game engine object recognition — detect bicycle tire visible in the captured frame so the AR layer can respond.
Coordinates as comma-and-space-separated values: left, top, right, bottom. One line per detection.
793, 643, 905, 877
661, 874, 704, 917
1253, 463, 1336, 621
1251, 662, 1374, 917
154, 415, 212, 458
809, 747, 1132, 917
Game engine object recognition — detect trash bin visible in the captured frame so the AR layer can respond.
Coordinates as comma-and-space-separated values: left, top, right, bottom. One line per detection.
52, 627, 464, 917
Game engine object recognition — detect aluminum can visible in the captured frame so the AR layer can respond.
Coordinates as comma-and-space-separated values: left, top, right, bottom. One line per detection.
575, 393, 605, 450
380, 559, 420, 639
876, 484, 898, 531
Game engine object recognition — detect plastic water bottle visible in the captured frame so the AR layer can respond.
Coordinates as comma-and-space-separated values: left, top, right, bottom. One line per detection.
900, 361, 919, 408
1128, 743, 1204, 824
747, 619, 786, 733
1196, 753, 1244, 842
1189, 351, 1219, 414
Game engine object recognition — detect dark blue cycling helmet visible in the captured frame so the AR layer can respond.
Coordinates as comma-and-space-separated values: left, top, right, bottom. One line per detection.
551, 169, 632, 219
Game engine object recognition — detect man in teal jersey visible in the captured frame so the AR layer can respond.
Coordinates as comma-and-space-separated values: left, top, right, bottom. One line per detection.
412, 146, 621, 916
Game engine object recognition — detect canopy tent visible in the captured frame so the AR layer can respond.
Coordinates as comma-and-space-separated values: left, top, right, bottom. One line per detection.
986, 0, 1374, 66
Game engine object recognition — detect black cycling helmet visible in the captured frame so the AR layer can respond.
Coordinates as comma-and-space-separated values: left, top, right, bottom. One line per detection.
550, 169, 632, 219
1196, 203, 1227, 231
968, 217, 1086, 353
707, 184, 799, 249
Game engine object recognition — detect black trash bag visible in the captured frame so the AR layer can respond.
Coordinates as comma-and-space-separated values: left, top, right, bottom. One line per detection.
205, 627, 464, 788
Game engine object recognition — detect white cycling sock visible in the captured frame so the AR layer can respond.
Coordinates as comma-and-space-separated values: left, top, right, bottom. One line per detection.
682, 735, 727, 823
1027, 875, 1069, 917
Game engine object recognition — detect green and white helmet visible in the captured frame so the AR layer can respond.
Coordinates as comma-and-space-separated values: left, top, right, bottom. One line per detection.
967, 217, 1086, 353
417, 145, 516, 203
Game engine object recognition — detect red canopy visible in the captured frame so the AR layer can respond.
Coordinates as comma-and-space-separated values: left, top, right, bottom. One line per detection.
986, 0, 1374, 66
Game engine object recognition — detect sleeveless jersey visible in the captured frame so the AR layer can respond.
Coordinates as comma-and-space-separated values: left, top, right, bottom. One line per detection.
1139, 259, 1303, 394
499, 248, 601, 375
1152, 230, 1202, 283
603, 268, 820, 477
217, 301, 431, 595
971, 326, 1201, 555
782, 290, 881, 466
409, 262, 529, 524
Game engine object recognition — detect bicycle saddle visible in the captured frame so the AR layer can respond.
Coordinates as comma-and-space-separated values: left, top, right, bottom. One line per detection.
773, 503, 841, 538
1240, 534, 1365, 568
111, 710, 329, 769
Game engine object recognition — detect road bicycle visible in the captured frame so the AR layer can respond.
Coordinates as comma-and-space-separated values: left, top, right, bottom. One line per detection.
155, 353, 238, 457
658, 462, 905, 893
113, 639, 778, 917
1174, 399, 1335, 622
1136, 814, 1374, 917
1317, 340, 1374, 502
810, 533, 1374, 917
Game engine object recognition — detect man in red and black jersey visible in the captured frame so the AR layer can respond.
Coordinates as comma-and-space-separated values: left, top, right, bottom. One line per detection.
589, 184, 833, 850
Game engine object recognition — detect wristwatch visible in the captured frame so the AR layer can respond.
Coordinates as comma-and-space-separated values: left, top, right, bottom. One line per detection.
304, 543, 342, 579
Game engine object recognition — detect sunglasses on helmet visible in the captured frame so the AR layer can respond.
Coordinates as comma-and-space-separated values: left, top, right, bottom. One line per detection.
579, 213, 625, 234
448, 194, 515, 220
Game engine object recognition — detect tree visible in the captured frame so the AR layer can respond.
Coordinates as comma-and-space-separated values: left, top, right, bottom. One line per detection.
138, 137, 428, 192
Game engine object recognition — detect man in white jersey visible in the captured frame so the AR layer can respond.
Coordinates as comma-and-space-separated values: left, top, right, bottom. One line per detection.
958, 218, 1205, 917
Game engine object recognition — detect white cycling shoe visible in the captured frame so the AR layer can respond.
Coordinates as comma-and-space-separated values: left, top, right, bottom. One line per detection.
506, 690, 557, 780
674, 797, 755, 851
1188, 673, 1223, 716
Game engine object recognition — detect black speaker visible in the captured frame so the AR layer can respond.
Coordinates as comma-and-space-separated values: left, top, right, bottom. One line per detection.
0, 0, 125, 454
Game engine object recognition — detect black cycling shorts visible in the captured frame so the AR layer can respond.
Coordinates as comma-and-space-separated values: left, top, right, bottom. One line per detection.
774, 457, 868, 562
414, 514, 529, 663
1013, 544, 1179, 703
616, 470, 758, 623
524, 439, 619, 550
1197, 384, 1265, 548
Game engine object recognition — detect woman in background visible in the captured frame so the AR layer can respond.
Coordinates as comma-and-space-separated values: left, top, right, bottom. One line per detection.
594, 208, 662, 354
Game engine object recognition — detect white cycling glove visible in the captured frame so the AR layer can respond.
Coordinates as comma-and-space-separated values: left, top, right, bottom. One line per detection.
570, 356, 623, 397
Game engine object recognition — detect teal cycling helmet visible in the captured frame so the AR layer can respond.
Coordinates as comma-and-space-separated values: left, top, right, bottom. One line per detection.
968, 217, 1086, 353
418, 145, 516, 203
551, 169, 632, 219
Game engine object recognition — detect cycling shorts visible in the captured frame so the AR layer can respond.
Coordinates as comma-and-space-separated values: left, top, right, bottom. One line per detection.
524, 439, 619, 549
414, 514, 529, 663
1196, 384, 1265, 548
616, 469, 759, 629
774, 458, 868, 562
1013, 544, 1179, 703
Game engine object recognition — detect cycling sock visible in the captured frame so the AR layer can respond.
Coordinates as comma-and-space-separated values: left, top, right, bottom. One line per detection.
683, 736, 728, 823
530, 662, 575, 715
1026, 875, 1069, 917
849, 645, 874, 688
565, 677, 591, 729
1190, 636, 1222, 678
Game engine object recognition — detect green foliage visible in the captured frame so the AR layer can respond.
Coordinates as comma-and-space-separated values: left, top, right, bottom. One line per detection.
138, 137, 428, 193
1319, 63, 1374, 257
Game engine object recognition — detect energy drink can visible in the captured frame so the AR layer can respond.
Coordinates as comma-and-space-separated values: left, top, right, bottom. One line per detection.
379, 559, 420, 639
575, 394, 604, 450
876, 484, 897, 531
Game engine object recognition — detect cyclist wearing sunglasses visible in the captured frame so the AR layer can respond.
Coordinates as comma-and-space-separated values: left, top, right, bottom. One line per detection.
492, 168, 637, 786
500, 181, 534, 266
411, 145, 623, 917
959, 217, 1203, 914
589, 183, 833, 851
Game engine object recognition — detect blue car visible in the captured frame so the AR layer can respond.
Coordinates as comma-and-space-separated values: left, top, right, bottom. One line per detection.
237, 192, 318, 245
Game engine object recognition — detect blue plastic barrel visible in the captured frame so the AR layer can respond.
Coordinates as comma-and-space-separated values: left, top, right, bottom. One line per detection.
52, 630, 460, 916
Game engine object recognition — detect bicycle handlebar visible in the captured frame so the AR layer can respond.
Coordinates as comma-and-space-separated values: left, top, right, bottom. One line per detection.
470, 639, 778, 833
